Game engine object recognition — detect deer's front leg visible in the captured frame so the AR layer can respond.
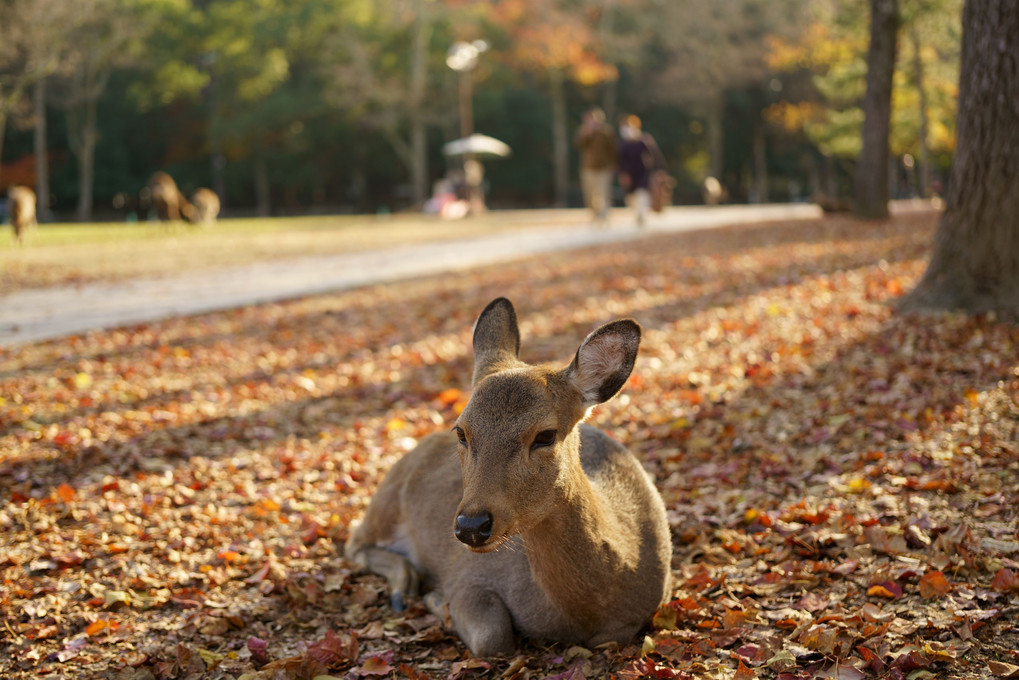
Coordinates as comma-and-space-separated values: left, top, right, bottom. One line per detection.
351, 546, 420, 612
435, 588, 515, 657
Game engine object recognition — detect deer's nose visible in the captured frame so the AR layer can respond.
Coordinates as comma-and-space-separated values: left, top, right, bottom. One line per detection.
455, 512, 493, 547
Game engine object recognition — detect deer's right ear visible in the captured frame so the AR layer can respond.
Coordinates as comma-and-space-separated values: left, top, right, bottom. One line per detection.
472, 298, 521, 384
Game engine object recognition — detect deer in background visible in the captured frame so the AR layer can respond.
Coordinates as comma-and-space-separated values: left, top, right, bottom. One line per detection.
188, 188, 220, 225
345, 298, 672, 656
144, 171, 192, 222
8, 185, 37, 245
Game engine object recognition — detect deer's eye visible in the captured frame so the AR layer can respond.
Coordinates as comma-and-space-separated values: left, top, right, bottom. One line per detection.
531, 429, 556, 451
454, 426, 468, 447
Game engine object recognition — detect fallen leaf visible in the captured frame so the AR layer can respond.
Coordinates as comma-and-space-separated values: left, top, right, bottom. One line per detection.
918, 571, 951, 598
988, 661, 1019, 678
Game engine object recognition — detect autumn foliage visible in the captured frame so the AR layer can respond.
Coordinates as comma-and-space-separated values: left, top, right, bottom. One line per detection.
1, 212, 1017, 679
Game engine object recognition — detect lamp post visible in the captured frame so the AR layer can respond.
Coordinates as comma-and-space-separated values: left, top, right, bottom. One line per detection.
447, 40, 488, 215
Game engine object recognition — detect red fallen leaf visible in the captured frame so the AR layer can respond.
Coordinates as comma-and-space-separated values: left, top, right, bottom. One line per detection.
358, 651, 394, 676
890, 649, 933, 672
306, 630, 358, 669
436, 388, 462, 406
398, 664, 433, 680
918, 570, 952, 597
217, 550, 240, 562
992, 568, 1018, 592
690, 638, 717, 656
621, 659, 684, 679
867, 581, 902, 598
247, 636, 269, 666
735, 643, 763, 665
723, 607, 753, 628
675, 596, 702, 611
56, 483, 76, 503
857, 645, 885, 673
85, 619, 109, 636
734, 659, 757, 680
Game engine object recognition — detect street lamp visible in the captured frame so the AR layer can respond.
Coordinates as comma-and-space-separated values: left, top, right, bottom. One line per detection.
447, 40, 488, 214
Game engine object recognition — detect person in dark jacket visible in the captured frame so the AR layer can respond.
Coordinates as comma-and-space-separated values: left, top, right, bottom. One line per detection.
574, 107, 618, 227
617, 115, 664, 227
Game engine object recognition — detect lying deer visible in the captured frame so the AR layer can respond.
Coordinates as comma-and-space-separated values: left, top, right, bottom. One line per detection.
345, 298, 672, 656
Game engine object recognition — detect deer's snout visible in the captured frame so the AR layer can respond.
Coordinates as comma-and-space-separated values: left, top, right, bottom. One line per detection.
455, 511, 493, 548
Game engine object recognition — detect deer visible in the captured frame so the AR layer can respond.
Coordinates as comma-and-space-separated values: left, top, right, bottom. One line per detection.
187, 188, 220, 225
345, 298, 672, 657
8, 185, 37, 245
144, 171, 193, 222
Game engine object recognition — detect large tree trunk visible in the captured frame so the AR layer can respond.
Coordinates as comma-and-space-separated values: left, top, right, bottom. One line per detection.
910, 25, 931, 199
408, 0, 430, 206
76, 96, 98, 222
752, 121, 768, 203
34, 76, 53, 223
0, 110, 7, 184
900, 0, 1019, 315
254, 150, 271, 217
854, 0, 899, 219
549, 67, 569, 208
706, 93, 724, 181
599, 0, 618, 123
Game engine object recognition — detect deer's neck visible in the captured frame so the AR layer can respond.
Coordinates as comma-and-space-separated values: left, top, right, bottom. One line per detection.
521, 453, 637, 625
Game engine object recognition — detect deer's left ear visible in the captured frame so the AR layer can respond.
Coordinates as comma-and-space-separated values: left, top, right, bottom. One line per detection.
566, 320, 641, 407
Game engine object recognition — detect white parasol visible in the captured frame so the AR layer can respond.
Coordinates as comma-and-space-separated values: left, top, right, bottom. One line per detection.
442, 134, 512, 158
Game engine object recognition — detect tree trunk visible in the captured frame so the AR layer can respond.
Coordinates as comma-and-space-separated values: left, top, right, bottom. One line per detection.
706, 94, 724, 181
900, 0, 1019, 315
254, 151, 271, 217
854, 0, 899, 219
910, 26, 931, 199
599, 0, 618, 123
752, 122, 768, 203
208, 72, 227, 213
0, 110, 7, 185
408, 0, 430, 206
76, 96, 98, 222
549, 67, 569, 208
34, 76, 53, 223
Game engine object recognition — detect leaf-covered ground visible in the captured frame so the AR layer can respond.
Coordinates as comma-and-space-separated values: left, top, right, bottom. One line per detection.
1, 211, 1017, 680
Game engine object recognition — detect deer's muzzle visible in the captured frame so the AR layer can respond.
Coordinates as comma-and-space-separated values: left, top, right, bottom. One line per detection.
455, 511, 493, 548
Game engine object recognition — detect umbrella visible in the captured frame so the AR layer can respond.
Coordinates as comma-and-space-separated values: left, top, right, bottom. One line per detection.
442, 134, 511, 158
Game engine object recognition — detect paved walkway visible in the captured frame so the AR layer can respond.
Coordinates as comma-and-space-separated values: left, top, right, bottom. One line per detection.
1, 204, 822, 347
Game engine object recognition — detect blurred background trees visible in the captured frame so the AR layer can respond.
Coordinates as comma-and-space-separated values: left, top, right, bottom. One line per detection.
0, 0, 963, 219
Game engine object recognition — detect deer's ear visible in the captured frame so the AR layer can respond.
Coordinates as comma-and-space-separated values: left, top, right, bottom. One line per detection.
472, 298, 521, 384
566, 320, 641, 407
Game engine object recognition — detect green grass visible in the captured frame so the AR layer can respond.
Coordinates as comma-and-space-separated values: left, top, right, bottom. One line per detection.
1, 211, 584, 293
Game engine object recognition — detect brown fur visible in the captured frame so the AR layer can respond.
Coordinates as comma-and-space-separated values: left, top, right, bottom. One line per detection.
146, 172, 193, 222
345, 298, 672, 656
8, 186, 37, 244
187, 188, 220, 225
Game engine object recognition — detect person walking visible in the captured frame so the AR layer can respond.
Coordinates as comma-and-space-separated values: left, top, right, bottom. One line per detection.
573, 107, 617, 227
617, 114, 665, 228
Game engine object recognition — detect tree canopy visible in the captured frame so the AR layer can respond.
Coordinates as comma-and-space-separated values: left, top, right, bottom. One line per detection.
0, 0, 963, 217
